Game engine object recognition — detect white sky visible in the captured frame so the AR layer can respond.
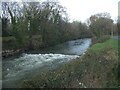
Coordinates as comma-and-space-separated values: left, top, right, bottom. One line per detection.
1, 0, 119, 22
59, 0, 119, 22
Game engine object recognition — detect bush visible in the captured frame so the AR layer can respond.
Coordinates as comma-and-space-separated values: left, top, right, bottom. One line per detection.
2, 36, 19, 50
96, 35, 110, 43
92, 35, 110, 44
2, 36, 16, 43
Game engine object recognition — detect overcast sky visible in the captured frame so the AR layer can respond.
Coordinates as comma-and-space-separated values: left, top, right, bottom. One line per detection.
59, 0, 119, 22
1, 0, 119, 22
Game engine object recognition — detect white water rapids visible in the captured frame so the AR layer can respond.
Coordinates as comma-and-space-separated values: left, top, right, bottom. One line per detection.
2, 38, 92, 88
3, 54, 79, 79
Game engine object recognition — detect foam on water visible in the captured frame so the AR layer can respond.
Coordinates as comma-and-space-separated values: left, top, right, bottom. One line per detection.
2, 38, 92, 88
3, 53, 79, 79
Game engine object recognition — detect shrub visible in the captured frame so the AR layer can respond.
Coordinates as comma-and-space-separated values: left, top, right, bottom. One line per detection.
92, 35, 110, 44
96, 35, 110, 43
2, 36, 19, 50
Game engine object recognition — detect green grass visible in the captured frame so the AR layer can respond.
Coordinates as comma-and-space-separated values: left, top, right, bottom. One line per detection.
89, 39, 119, 52
22, 38, 119, 88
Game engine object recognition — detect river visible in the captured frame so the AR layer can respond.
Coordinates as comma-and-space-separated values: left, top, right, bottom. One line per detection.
2, 38, 92, 88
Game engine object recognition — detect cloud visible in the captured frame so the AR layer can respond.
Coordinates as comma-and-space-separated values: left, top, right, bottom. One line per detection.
59, 0, 119, 22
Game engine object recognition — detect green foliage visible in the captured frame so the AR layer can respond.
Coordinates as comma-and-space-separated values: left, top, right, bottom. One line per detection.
92, 35, 110, 44
96, 35, 110, 43
2, 1, 93, 50
2, 36, 21, 50
2, 2, 118, 52
89, 13, 113, 38
2, 36, 16, 42
2, 17, 10, 36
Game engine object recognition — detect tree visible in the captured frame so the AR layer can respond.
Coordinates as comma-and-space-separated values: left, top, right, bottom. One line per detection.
2, 17, 10, 36
2, 0, 94, 50
89, 12, 113, 38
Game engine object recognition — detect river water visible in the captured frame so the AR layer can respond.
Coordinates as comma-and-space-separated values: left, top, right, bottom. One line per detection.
2, 38, 91, 88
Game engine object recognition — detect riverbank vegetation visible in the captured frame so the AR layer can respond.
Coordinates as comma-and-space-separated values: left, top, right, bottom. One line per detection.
2, 1, 92, 51
22, 38, 119, 88
2, 1, 118, 51
1, 0, 119, 88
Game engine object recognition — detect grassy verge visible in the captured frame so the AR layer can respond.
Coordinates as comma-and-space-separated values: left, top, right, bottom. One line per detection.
22, 38, 119, 88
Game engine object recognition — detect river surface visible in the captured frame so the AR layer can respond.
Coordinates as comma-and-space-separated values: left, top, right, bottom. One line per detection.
2, 38, 91, 88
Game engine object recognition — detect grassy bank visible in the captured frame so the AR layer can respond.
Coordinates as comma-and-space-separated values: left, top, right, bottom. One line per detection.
22, 38, 119, 88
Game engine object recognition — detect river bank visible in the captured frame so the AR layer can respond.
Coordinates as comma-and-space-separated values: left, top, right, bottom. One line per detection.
2, 37, 92, 58
2, 38, 92, 88
2, 49, 24, 58
22, 38, 119, 88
